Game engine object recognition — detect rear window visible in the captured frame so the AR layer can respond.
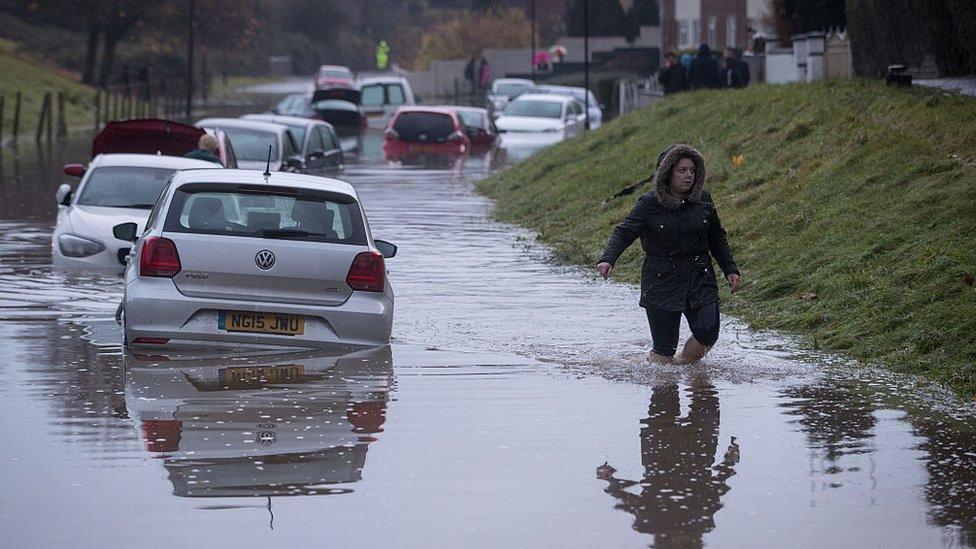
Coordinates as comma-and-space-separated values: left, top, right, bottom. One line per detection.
494, 83, 531, 97
457, 110, 484, 129
218, 128, 278, 161
393, 112, 455, 142
163, 184, 366, 244
505, 100, 562, 119
319, 68, 351, 78
78, 167, 176, 209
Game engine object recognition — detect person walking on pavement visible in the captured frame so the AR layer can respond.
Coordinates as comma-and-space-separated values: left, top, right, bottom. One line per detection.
596, 144, 741, 364
658, 52, 688, 95
688, 44, 721, 90
478, 56, 491, 93
464, 57, 477, 94
376, 40, 391, 71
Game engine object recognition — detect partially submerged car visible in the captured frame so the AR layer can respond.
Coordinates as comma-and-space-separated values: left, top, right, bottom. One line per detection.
120, 168, 397, 349
453, 106, 499, 151
53, 154, 217, 270
315, 64, 355, 90
495, 93, 587, 138
242, 114, 345, 172
518, 85, 603, 129
311, 88, 367, 132
358, 75, 415, 128
195, 118, 304, 172
486, 78, 534, 114
271, 93, 317, 118
382, 106, 470, 161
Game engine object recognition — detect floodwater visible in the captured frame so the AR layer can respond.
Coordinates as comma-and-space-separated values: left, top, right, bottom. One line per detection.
1, 121, 975, 548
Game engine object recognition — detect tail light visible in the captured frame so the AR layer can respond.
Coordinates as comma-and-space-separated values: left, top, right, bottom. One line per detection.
346, 251, 385, 292
141, 420, 182, 452
384, 128, 399, 140
448, 130, 466, 144
140, 236, 181, 277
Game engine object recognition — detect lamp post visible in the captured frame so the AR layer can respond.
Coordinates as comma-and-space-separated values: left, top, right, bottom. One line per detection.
584, 0, 590, 130
530, 0, 537, 80
186, 0, 196, 120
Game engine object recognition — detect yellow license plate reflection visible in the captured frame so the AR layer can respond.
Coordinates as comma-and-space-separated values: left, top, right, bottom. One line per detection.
218, 365, 306, 389
220, 311, 305, 335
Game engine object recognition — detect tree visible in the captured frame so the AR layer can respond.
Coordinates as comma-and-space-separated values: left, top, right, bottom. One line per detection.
564, 0, 630, 36
772, 0, 845, 44
416, 7, 532, 68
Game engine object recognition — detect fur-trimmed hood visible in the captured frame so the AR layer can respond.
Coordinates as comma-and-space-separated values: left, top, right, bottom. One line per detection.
653, 144, 707, 210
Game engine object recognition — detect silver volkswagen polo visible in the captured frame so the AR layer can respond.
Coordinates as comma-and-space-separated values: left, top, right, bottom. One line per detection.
121, 169, 395, 349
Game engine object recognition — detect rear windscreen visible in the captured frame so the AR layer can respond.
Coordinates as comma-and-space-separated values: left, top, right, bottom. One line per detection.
164, 184, 366, 244
217, 128, 278, 161
78, 167, 176, 209
392, 112, 455, 142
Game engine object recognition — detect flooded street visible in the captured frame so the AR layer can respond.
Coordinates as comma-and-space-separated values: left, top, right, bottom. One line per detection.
1, 130, 976, 548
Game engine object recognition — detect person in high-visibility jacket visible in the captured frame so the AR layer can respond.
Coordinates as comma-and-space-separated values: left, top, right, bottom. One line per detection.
375, 40, 390, 70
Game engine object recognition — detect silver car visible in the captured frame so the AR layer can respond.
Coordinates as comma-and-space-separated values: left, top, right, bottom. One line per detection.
121, 169, 396, 349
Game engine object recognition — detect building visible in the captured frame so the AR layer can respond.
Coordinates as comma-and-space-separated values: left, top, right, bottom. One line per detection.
660, 0, 772, 54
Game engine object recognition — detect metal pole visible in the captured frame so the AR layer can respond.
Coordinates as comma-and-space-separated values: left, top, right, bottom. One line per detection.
530, 0, 536, 80
13, 91, 21, 144
186, 0, 196, 120
584, 0, 590, 130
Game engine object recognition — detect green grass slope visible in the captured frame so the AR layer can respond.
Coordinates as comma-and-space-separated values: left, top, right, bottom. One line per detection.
0, 49, 95, 140
478, 80, 976, 396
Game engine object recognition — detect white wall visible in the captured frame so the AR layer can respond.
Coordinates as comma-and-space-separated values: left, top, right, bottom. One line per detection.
765, 49, 797, 83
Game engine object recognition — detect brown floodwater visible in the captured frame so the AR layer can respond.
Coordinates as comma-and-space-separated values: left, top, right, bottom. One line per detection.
0, 121, 974, 548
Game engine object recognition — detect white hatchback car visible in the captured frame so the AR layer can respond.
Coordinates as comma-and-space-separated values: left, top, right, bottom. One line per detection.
52, 154, 218, 271
121, 169, 396, 349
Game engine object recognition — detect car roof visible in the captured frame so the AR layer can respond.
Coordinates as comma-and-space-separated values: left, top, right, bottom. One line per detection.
393, 106, 458, 115
169, 169, 357, 197
534, 85, 593, 96
195, 118, 290, 135
511, 93, 574, 104
358, 75, 409, 85
91, 153, 219, 169
494, 78, 534, 85
318, 64, 352, 72
242, 114, 335, 130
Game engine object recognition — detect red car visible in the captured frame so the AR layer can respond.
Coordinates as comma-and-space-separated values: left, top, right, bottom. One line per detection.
89, 118, 237, 167
314, 65, 355, 90
382, 107, 470, 160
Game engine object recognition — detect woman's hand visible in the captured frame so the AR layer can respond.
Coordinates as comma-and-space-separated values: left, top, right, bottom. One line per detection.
726, 273, 741, 293
597, 262, 613, 279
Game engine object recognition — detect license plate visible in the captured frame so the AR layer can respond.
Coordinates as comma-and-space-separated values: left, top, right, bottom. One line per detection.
408, 143, 446, 152
218, 365, 306, 389
218, 311, 305, 336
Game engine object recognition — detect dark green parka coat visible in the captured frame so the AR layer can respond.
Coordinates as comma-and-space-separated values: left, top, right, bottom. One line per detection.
598, 144, 738, 312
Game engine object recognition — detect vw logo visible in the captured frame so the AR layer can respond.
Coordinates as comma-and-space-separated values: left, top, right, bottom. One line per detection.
255, 250, 276, 270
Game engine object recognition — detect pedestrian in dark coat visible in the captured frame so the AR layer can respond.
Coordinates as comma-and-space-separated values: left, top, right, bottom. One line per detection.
464, 57, 476, 94
658, 52, 688, 95
722, 48, 750, 88
596, 144, 741, 363
688, 44, 721, 90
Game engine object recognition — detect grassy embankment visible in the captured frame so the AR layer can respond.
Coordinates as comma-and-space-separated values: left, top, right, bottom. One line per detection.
478, 80, 976, 396
0, 45, 97, 141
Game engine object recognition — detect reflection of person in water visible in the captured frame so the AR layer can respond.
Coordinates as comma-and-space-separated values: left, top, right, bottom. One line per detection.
597, 380, 739, 548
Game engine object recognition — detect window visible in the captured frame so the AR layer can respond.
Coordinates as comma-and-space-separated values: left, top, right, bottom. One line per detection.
319, 127, 337, 150
223, 136, 237, 168
307, 128, 326, 155
77, 167, 176, 209
505, 100, 562, 119
164, 184, 366, 244
708, 16, 717, 47
282, 131, 298, 158
678, 20, 689, 49
457, 110, 484, 130
386, 84, 406, 106
392, 112, 456, 142
692, 19, 700, 46
219, 128, 279, 161
361, 84, 384, 107
727, 16, 737, 48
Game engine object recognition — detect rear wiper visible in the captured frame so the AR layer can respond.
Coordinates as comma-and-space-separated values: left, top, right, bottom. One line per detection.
262, 228, 332, 239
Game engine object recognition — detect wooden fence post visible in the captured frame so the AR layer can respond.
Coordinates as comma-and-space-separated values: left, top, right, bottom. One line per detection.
94, 91, 101, 132
0, 95, 4, 146
36, 92, 50, 143
103, 91, 110, 126
46, 93, 53, 143
57, 92, 67, 139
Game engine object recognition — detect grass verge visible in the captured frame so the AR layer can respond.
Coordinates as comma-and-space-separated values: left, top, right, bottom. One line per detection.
0, 50, 96, 141
478, 79, 976, 397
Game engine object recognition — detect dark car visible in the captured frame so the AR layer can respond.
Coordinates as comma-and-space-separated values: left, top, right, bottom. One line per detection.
382, 107, 470, 161
311, 88, 367, 133
454, 106, 498, 151
271, 93, 317, 118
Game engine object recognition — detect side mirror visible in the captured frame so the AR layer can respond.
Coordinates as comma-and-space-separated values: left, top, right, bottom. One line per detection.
282, 156, 304, 172
113, 222, 139, 242
375, 239, 397, 259
63, 163, 86, 177
56, 183, 72, 206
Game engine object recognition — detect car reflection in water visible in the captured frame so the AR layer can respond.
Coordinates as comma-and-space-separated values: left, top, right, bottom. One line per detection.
597, 377, 739, 548
125, 345, 394, 498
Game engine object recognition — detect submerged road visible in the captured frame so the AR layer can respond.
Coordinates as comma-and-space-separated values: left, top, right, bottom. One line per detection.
0, 128, 975, 548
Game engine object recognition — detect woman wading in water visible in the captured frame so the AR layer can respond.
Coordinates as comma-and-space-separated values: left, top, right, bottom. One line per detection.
597, 144, 740, 364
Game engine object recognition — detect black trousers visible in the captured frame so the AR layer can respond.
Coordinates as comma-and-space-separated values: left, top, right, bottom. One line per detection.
645, 301, 720, 356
